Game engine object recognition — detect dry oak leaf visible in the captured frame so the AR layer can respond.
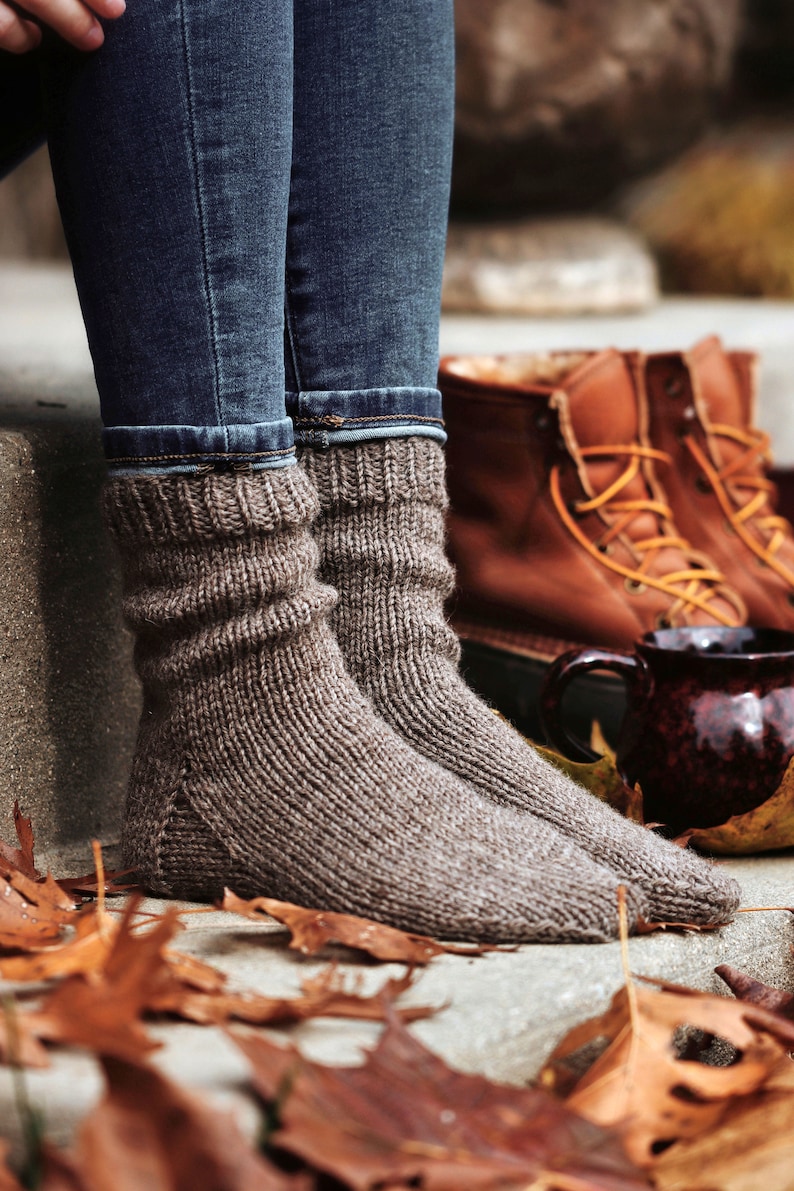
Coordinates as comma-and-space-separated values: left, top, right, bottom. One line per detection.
0, 803, 39, 880
28, 900, 180, 1062
540, 976, 794, 1169
0, 1002, 51, 1068
221, 890, 499, 963
233, 1015, 650, 1191
151, 965, 436, 1028
716, 962, 794, 1020
38, 1056, 305, 1191
0, 861, 77, 952
652, 1053, 794, 1191
678, 756, 794, 854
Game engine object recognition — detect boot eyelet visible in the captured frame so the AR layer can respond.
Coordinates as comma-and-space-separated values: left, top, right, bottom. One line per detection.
664, 376, 683, 398
756, 556, 768, 568
566, 499, 583, 517
625, 578, 647, 595
534, 411, 551, 431
723, 519, 736, 536
655, 613, 672, 629
695, 475, 711, 494
596, 542, 613, 556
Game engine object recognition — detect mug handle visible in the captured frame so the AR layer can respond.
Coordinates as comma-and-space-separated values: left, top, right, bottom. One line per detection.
539, 647, 652, 763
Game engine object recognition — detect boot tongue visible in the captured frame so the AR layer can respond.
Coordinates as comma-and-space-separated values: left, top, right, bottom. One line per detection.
563, 350, 653, 536
690, 336, 749, 430
564, 350, 639, 450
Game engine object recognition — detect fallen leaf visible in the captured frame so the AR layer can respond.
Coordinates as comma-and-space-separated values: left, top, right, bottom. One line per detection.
0, 863, 77, 952
0, 804, 39, 881
590, 721, 617, 764
634, 918, 722, 936
678, 760, 794, 853
28, 901, 173, 1063
38, 1056, 303, 1191
0, 1005, 51, 1069
234, 1015, 651, 1191
715, 963, 794, 1020
152, 965, 435, 1028
652, 1054, 794, 1190
220, 891, 498, 963
55, 869, 139, 899
534, 747, 645, 824
540, 975, 794, 1169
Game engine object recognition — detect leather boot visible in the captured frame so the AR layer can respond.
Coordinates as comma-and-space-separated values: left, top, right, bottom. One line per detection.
645, 335, 794, 631
439, 349, 746, 662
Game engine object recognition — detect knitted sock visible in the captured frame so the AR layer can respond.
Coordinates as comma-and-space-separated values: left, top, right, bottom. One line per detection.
302, 438, 742, 927
103, 465, 646, 943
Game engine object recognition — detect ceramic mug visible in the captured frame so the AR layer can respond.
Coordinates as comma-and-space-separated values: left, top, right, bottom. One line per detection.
540, 626, 794, 832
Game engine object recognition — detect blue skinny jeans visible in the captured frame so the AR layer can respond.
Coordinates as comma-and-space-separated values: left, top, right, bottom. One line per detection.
42, 0, 454, 473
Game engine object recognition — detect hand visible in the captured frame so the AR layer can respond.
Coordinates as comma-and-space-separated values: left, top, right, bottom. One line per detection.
0, 0, 125, 54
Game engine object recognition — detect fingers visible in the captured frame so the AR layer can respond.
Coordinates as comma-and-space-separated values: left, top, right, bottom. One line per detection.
1, 0, 126, 53
0, 3, 43, 52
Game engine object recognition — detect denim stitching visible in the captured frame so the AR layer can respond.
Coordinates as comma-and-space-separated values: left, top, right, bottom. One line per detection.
293, 413, 444, 427
178, 0, 224, 434
107, 447, 295, 463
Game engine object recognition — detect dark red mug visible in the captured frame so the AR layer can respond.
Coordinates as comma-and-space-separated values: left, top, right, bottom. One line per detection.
540, 626, 794, 832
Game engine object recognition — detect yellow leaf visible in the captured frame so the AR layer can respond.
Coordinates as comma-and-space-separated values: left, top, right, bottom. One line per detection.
682, 757, 794, 855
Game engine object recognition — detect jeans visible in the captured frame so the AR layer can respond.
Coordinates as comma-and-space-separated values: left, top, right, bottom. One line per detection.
42, 0, 454, 473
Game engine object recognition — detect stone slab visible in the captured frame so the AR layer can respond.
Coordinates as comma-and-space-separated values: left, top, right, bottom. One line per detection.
0, 854, 791, 1167
442, 217, 658, 316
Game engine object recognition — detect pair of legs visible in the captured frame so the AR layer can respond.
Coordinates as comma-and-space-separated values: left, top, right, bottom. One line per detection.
41, 0, 739, 940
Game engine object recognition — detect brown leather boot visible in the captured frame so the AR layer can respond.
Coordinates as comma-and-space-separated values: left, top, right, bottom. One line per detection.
645, 335, 794, 630
439, 349, 746, 662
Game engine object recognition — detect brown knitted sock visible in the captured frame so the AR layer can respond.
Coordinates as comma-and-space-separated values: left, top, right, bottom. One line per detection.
302, 438, 742, 927
103, 464, 645, 943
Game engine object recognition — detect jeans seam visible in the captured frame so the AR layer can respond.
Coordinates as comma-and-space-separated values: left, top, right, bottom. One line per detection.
293, 413, 445, 427
284, 261, 303, 399
178, 0, 224, 436
107, 447, 295, 463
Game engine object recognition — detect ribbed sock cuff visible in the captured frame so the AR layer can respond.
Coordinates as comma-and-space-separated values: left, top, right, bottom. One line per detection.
102, 462, 319, 545
300, 437, 448, 511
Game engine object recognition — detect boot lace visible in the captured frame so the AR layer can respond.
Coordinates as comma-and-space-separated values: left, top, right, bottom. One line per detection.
550, 443, 743, 627
683, 424, 794, 588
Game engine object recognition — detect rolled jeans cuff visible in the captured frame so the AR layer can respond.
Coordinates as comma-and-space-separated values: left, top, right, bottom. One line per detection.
102, 419, 296, 474
288, 387, 446, 450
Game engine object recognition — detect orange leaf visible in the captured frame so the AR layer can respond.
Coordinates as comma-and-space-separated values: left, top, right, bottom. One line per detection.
0, 863, 77, 951
39, 1057, 304, 1191
0, 803, 39, 881
152, 966, 435, 1028
540, 976, 794, 1169
220, 891, 498, 963
234, 1016, 650, 1190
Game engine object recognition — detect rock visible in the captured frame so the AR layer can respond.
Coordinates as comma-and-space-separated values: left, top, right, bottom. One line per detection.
622, 122, 794, 299
452, 0, 741, 215
442, 217, 658, 315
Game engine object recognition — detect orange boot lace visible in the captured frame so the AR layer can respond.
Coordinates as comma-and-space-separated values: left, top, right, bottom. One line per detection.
683, 424, 794, 589
550, 443, 744, 627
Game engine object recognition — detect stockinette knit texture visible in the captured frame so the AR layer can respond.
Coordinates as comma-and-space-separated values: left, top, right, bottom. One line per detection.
102, 464, 645, 943
301, 437, 742, 927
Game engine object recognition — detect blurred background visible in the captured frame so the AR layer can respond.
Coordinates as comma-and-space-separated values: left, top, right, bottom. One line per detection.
3, 0, 794, 310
